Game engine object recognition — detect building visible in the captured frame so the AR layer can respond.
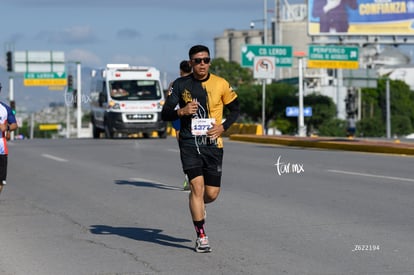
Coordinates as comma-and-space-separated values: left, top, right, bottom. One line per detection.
214, 3, 310, 80
213, 2, 413, 121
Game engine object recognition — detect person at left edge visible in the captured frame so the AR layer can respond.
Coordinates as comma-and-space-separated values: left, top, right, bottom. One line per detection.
0, 82, 18, 195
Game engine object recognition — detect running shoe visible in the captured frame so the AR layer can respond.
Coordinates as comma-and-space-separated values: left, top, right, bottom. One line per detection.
183, 175, 190, 191
195, 234, 212, 253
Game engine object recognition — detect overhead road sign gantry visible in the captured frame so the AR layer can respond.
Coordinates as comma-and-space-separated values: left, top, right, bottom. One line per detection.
307, 45, 359, 69
14, 51, 65, 73
241, 45, 293, 68
343, 69, 377, 88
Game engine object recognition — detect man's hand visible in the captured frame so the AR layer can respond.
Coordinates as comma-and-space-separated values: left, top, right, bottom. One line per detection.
179, 99, 199, 116
207, 123, 224, 140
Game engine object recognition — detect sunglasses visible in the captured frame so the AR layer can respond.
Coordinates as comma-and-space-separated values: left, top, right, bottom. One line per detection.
192, 57, 211, 64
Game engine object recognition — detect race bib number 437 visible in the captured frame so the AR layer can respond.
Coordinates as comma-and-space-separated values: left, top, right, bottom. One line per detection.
191, 118, 215, 136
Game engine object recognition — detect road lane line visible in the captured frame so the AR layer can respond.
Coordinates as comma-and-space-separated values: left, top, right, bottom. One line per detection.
42, 154, 68, 162
327, 169, 414, 183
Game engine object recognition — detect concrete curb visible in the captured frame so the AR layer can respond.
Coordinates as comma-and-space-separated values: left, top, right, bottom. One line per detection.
229, 134, 414, 156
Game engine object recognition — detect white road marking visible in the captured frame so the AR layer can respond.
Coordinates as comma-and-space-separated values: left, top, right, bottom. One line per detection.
42, 154, 68, 162
327, 169, 414, 183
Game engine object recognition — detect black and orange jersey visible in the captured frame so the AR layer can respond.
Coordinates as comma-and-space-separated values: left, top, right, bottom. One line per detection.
162, 73, 239, 148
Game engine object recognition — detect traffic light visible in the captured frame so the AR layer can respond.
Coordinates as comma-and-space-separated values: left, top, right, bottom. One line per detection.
345, 90, 356, 117
6, 51, 13, 72
68, 74, 73, 91
10, 100, 16, 115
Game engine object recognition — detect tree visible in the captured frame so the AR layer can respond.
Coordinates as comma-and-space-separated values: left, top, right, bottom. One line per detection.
210, 58, 254, 87
237, 82, 297, 132
210, 59, 414, 137
357, 117, 385, 137
318, 118, 348, 136
360, 79, 414, 137
304, 94, 337, 135
237, 82, 342, 135
378, 79, 414, 136
392, 115, 413, 136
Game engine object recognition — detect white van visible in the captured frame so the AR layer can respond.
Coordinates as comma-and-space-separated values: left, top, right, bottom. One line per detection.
90, 64, 167, 138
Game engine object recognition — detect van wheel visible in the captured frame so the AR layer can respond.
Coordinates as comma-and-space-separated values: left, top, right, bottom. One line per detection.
104, 125, 114, 139
158, 130, 167, 139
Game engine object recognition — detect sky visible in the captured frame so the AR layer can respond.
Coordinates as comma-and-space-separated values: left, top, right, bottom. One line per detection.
1, 0, 277, 112
1, 0, 413, 114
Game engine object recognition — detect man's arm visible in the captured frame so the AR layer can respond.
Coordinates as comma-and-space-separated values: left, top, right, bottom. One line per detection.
222, 98, 240, 131
162, 80, 199, 121
206, 98, 239, 139
161, 90, 180, 121
5, 122, 17, 140
6, 105, 18, 131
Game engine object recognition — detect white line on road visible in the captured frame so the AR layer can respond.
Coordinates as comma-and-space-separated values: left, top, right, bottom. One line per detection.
42, 154, 68, 162
327, 169, 414, 183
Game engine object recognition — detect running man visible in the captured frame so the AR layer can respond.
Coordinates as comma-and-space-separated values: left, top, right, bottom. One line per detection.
172, 60, 192, 190
0, 82, 18, 194
162, 45, 240, 252
170, 60, 192, 140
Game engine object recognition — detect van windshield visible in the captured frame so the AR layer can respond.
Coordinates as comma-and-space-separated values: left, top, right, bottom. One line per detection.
109, 80, 162, 100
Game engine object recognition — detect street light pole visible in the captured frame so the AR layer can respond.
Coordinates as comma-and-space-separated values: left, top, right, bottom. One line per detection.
386, 78, 391, 139
264, 0, 268, 45
262, 0, 268, 135
250, 0, 269, 135
76, 62, 82, 138
295, 51, 306, 137
274, 0, 282, 80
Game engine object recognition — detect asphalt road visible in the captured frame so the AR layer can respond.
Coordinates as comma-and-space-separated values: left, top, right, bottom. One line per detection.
1, 137, 414, 275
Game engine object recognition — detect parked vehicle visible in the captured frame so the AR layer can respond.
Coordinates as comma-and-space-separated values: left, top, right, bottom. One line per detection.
90, 64, 167, 138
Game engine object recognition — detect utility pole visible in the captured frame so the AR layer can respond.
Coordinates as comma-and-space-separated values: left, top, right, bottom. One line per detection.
386, 78, 391, 138
76, 62, 82, 138
296, 52, 306, 137
262, 0, 268, 135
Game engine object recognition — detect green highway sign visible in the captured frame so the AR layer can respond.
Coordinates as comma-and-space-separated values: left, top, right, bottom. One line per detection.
24, 72, 66, 79
308, 45, 359, 69
241, 45, 293, 67
24, 72, 67, 86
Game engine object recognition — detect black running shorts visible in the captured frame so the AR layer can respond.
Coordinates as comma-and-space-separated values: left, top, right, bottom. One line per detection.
180, 146, 223, 187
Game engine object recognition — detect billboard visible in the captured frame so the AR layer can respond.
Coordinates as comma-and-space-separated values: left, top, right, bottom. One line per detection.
308, 0, 414, 35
